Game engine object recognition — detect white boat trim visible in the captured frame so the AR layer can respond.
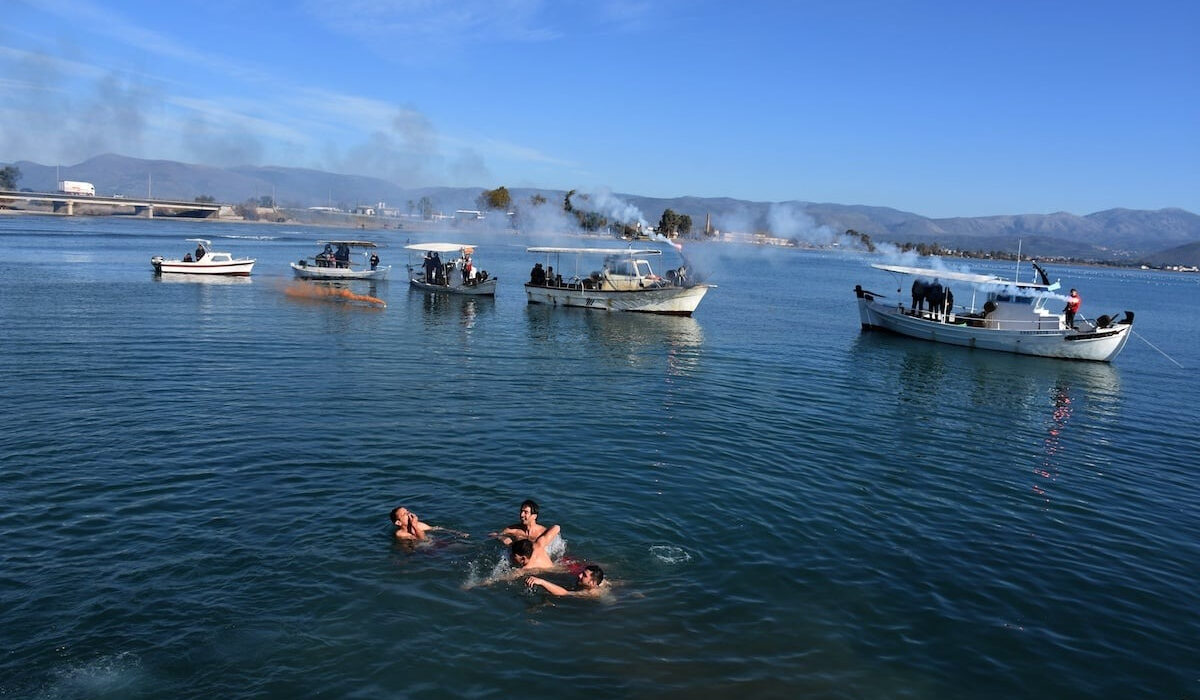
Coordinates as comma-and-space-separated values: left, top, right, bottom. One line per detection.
292, 240, 390, 280
151, 239, 255, 276
854, 262, 1133, 362
524, 245, 710, 316
405, 242, 496, 296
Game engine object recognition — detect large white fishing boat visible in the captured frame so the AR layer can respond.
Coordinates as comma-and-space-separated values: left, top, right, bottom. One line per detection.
854, 262, 1134, 362
291, 240, 390, 280
525, 246, 711, 316
151, 239, 255, 276
404, 242, 497, 296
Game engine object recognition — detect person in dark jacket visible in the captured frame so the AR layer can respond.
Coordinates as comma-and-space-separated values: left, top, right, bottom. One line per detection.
911, 279, 927, 312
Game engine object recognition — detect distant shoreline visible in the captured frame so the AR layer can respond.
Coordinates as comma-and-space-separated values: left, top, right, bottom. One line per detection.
2, 207, 1195, 273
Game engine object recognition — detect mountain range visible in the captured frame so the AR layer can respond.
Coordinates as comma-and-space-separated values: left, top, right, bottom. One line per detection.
7, 153, 1199, 265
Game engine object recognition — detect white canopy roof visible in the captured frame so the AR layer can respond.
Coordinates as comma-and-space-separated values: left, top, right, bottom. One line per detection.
871, 263, 1054, 290
526, 247, 662, 256
404, 242, 474, 253
871, 264, 1001, 284
185, 238, 212, 246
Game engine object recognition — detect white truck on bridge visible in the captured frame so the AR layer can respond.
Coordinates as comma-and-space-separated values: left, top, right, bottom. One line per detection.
58, 180, 96, 196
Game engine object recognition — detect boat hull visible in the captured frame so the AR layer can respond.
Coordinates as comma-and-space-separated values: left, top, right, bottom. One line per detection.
409, 277, 497, 296
525, 283, 710, 316
291, 263, 390, 281
856, 294, 1132, 362
152, 257, 254, 276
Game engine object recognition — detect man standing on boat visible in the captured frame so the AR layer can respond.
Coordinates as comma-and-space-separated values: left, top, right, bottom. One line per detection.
1064, 288, 1082, 329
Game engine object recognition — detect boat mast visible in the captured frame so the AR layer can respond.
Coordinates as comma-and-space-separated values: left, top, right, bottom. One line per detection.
1014, 239, 1022, 283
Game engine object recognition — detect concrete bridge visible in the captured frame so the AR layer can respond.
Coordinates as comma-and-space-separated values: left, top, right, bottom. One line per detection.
0, 190, 222, 218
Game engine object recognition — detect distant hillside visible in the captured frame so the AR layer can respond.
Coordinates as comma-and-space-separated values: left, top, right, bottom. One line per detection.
1142, 241, 1200, 268
5, 153, 1198, 262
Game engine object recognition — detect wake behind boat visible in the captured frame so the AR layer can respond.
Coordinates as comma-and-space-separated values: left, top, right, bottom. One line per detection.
525, 246, 711, 316
404, 242, 496, 295
151, 239, 254, 276
291, 240, 390, 280
854, 262, 1134, 362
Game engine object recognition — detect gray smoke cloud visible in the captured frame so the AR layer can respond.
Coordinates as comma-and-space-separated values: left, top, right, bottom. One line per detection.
766, 202, 836, 245
574, 187, 649, 228
0, 51, 154, 165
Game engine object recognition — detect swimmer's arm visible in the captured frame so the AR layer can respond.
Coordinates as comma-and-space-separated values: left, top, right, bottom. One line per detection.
534, 524, 560, 546
427, 525, 470, 538
526, 576, 570, 597
488, 532, 515, 546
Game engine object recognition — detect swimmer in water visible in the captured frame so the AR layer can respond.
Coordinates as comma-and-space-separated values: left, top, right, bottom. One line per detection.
389, 506, 467, 541
491, 499, 552, 546
509, 523, 561, 571
526, 565, 606, 598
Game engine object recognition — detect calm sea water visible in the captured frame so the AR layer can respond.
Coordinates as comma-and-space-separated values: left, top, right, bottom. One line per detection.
0, 215, 1197, 699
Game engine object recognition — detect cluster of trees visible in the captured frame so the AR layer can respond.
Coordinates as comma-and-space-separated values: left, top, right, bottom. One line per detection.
657, 209, 692, 237
476, 186, 511, 212
845, 229, 876, 252
406, 196, 435, 219
0, 165, 21, 190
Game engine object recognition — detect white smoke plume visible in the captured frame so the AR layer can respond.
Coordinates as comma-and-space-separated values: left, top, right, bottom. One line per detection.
766, 202, 836, 245
574, 187, 649, 228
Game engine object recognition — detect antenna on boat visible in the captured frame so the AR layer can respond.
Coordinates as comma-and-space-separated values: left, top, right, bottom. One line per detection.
1014, 239, 1022, 283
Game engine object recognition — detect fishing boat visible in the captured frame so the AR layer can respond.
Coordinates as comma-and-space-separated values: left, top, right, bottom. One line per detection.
151, 239, 255, 276
404, 242, 497, 295
291, 240, 390, 280
525, 246, 711, 316
854, 262, 1134, 362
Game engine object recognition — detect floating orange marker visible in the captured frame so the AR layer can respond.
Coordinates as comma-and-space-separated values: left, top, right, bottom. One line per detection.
284, 283, 386, 307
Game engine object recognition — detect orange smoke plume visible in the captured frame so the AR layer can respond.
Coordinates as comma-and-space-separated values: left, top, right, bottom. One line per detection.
284, 283, 386, 307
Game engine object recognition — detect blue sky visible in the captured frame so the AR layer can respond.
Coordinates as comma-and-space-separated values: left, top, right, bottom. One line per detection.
2, 0, 1196, 217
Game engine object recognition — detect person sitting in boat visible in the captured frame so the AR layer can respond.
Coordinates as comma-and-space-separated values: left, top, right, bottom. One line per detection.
1063, 288, 1081, 329
370, 252, 380, 270
194, 244, 205, 261
335, 243, 351, 268
183, 253, 193, 262
318, 244, 334, 267
529, 262, 546, 286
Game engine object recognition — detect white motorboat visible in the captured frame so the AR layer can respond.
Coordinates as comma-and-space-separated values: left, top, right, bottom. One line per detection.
404, 242, 497, 296
151, 239, 255, 276
854, 262, 1134, 362
291, 240, 390, 280
525, 246, 712, 316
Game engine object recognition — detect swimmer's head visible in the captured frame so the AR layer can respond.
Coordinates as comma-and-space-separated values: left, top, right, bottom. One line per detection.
519, 499, 539, 523
510, 538, 534, 565
390, 507, 408, 524
579, 565, 604, 588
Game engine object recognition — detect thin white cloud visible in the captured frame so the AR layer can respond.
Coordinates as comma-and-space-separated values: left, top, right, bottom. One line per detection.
304, 0, 561, 45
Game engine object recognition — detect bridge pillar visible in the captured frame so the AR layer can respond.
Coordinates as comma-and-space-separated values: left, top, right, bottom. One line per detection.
67, 200, 74, 216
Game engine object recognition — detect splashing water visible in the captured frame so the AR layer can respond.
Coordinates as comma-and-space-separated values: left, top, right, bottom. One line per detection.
649, 545, 692, 565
